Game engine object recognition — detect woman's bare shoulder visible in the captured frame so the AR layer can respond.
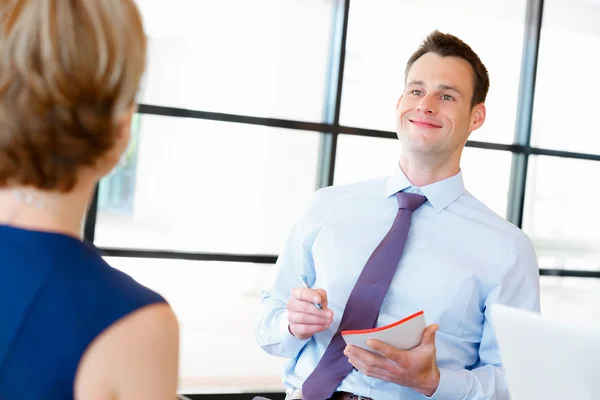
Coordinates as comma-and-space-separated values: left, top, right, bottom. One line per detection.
75, 303, 180, 400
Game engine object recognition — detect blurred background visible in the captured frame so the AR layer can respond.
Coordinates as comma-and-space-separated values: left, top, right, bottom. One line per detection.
84, 0, 600, 397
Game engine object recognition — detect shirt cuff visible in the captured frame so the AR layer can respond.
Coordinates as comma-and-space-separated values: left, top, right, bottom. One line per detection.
423, 368, 469, 400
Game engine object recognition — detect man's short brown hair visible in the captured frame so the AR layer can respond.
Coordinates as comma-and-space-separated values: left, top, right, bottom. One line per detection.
0, 0, 147, 192
405, 30, 489, 108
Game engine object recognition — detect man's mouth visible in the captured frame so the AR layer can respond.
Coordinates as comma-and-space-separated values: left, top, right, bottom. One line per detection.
409, 119, 442, 129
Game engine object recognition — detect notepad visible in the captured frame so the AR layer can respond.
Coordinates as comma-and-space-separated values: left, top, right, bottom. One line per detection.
341, 310, 426, 353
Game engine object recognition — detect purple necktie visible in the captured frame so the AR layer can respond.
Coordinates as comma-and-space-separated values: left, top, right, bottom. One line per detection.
302, 192, 427, 400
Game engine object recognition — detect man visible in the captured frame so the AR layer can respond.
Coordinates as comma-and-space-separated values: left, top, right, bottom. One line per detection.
255, 30, 540, 400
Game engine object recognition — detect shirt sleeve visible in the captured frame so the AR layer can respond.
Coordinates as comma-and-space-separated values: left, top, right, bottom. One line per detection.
254, 197, 319, 359
425, 234, 541, 400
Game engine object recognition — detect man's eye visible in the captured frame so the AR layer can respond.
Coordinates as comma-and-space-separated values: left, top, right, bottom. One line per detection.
411, 90, 422, 95
441, 94, 454, 101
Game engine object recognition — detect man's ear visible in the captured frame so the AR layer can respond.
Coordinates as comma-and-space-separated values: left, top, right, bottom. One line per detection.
470, 103, 486, 132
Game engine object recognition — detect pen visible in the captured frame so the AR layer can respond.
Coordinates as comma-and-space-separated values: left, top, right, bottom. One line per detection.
299, 274, 322, 310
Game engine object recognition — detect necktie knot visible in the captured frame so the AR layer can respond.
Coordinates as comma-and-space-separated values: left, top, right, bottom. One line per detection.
396, 192, 427, 212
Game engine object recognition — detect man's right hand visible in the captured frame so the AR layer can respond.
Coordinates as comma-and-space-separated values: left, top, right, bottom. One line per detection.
287, 287, 333, 340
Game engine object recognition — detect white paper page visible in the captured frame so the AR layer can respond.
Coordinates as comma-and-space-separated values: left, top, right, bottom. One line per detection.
342, 311, 426, 353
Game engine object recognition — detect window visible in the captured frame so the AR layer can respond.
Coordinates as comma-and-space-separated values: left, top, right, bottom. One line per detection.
95, 115, 320, 254
540, 276, 600, 326
98, 115, 141, 214
340, 0, 527, 144
135, 0, 333, 122
334, 134, 512, 217
333, 135, 400, 185
106, 257, 286, 393
530, 0, 600, 153
523, 156, 600, 270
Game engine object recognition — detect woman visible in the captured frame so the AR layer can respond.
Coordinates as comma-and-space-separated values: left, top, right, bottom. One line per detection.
0, 0, 179, 399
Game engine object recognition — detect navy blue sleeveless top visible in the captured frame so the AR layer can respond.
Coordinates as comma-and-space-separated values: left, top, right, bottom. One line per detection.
0, 225, 167, 399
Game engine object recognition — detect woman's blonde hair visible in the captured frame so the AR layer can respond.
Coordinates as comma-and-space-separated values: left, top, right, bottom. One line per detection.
0, 0, 147, 191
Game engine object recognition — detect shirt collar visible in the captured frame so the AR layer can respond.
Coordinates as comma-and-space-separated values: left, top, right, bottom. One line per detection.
385, 164, 465, 212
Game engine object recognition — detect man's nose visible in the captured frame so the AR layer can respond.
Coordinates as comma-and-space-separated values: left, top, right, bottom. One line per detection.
417, 95, 436, 114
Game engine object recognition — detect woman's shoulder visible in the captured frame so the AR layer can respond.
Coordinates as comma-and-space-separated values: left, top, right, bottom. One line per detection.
74, 298, 179, 399
44, 236, 167, 308
54, 243, 178, 399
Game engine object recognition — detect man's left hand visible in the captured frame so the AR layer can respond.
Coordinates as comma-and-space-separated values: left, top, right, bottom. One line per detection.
343, 324, 441, 397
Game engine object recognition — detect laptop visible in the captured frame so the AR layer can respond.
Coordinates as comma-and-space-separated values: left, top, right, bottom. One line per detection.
491, 304, 600, 400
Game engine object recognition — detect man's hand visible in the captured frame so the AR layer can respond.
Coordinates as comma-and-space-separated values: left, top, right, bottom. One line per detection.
344, 324, 440, 396
287, 287, 333, 340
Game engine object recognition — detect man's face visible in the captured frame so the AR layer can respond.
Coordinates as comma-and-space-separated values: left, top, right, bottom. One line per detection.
396, 52, 485, 160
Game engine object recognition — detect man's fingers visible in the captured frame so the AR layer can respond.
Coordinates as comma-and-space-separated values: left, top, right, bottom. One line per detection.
289, 287, 333, 320
367, 339, 399, 359
361, 368, 394, 382
286, 286, 333, 341
347, 355, 394, 381
344, 345, 387, 368
287, 297, 333, 319
287, 297, 320, 314
313, 288, 328, 309
291, 287, 330, 312
291, 287, 322, 304
288, 311, 332, 326
290, 323, 328, 339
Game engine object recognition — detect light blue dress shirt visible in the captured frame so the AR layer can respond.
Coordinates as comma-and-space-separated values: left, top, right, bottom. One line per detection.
256, 166, 540, 400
